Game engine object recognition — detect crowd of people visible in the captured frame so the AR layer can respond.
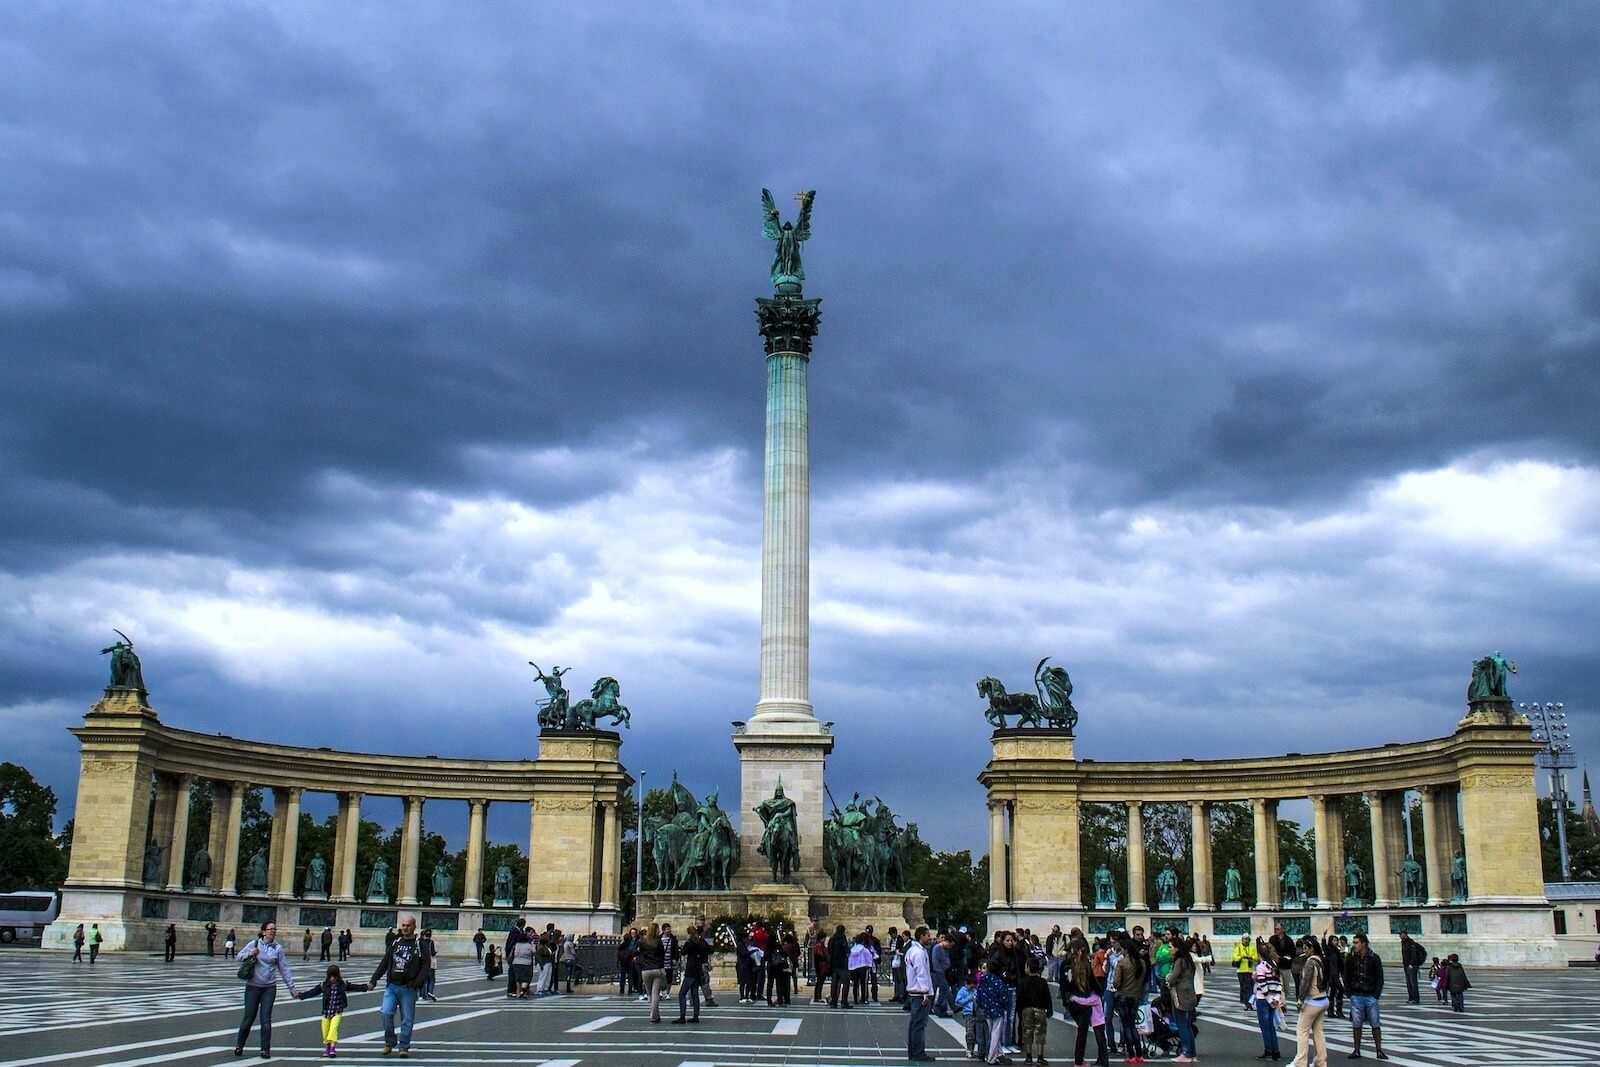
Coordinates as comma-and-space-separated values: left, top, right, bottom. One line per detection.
215, 909, 1475, 1063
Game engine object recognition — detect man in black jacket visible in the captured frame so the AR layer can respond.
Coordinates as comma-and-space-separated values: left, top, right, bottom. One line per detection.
371, 915, 428, 1056
827, 926, 852, 1008
1398, 932, 1426, 1003
1342, 933, 1388, 1061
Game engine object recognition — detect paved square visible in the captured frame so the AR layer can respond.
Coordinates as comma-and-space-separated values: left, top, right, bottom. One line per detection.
1, 950, 1596, 1066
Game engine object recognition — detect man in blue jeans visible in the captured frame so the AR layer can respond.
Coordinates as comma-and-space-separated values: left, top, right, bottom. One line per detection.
904, 926, 935, 1062
371, 914, 427, 1056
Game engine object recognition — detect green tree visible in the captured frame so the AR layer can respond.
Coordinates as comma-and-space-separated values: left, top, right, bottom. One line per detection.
910, 847, 988, 931
1143, 803, 1193, 909
0, 763, 68, 891
1538, 797, 1600, 881
1208, 802, 1255, 905
1078, 802, 1127, 906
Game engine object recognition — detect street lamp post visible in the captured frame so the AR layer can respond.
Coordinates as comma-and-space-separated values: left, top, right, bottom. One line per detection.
1521, 702, 1573, 881
635, 770, 647, 904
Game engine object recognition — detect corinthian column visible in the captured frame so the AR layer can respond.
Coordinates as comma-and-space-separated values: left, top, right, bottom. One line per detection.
398, 795, 425, 905
1189, 801, 1214, 911
1126, 802, 1147, 911
462, 799, 487, 908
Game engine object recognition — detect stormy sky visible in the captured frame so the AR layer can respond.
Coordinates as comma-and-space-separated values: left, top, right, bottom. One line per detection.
4, 2, 1597, 857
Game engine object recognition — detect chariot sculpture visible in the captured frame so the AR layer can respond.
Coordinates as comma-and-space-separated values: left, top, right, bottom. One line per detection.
977, 657, 1078, 730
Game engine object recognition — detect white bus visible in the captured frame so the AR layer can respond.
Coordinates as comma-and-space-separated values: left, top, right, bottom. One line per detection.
0, 891, 61, 944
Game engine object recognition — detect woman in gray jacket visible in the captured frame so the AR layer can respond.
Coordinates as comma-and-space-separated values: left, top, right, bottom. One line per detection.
235, 920, 298, 1058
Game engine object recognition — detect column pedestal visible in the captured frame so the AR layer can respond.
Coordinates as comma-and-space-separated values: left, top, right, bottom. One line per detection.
732, 724, 834, 891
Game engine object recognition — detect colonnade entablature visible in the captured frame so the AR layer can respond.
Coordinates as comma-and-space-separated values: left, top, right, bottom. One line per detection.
49, 686, 630, 952
980, 708, 1559, 966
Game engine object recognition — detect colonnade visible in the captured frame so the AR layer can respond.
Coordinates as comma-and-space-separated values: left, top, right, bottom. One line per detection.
139, 775, 624, 911
979, 710, 1554, 964
986, 784, 1464, 914
51, 687, 629, 949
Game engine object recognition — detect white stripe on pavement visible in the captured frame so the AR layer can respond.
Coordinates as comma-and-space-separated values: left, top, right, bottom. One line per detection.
771, 1017, 801, 1035
567, 1014, 625, 1032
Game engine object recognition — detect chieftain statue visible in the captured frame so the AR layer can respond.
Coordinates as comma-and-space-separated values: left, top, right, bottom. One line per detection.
1467, 651, 1516, 701
431, 861, 453, 901
244, 850, 268, 893
1450, 850, 1469, 900
1400, 853, 1424, 902
101, 630, 147, 692
531, 662, 631, 730
1280, 859, 1306, 906
304, 854, 327, 895
1223, 862, 1243, 904
190, 845, 212, 889
755, 778, 801, 883
1156, 865, 1180, 909
492, 864, 514, 905
642, 773, 740, 891
1093, 863, 1117, 908
1343, 857, 1365, 903
366, 857, 390, 901
977, 657, 1077, 731
824, 793, 916, 893
762, 188, 814, 295
143, 840, 164, 884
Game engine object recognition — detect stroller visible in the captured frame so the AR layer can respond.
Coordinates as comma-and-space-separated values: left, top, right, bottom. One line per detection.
1142, 992, 1181, 1058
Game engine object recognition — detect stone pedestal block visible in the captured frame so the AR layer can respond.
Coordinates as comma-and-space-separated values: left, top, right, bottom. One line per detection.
733, 726, 834, 891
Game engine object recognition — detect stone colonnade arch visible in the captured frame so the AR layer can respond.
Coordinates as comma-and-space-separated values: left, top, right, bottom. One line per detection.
981, 706, 1558, 965
45, 687, 629, 953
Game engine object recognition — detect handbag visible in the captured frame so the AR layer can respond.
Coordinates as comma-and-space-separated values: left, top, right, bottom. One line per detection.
237, 941, 258, 980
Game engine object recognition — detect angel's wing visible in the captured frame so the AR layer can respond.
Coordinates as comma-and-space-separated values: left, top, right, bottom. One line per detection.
793, 190, 815, 241
761, 188, 781, 240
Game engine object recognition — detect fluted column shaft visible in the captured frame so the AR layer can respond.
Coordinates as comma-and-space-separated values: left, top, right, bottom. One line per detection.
987, 803, 1008, 908
462, 799, 487, 908
218, 782, 245, 895
1420, 785, 1451, 906
1252, 798, 1280, 909
1126, 802, 1147, 910
266, 789, 289, 895
1190, 801, 1214, 910
599, 801, 620, 909
1368, 791, 1398, 905
149, 775, 179, 881
164, 775, 194, 891
1311, 794, 1340, 908
273, 788, 303, 898
398, 795, 425, 905
333, 792, 362, 902
753, 350, 813, 720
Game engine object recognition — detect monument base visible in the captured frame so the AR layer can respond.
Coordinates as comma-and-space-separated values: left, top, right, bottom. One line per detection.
1281, 899, 1307, 910
430, 896, 451, 906
492, 897, 514, 909
1094, 902, 1119, 911
1343, 897, 1365, 909
366, 895, 389, 906
302, 892, 329, 902
732, 721, 835, 893
1220, 901, 1244, 911
635, 888, 923, 936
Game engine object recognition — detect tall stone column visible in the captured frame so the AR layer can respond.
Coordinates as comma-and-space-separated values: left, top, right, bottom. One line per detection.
273, 788, 303, 898
398, 795, 425, 905
1126, 802, 1148, 910
148, 774, 179, 883
734, 285, 834, 890
1252, 798, 1279, 909
1420, 785, 1450, 907
1311, 794, 1337, 908
1189, 801, 1214, 911
266, 790, 289, 896
987, 802, 1009, 909
164, 774, 194, 891
1367, 791, 1397, 906
218, 782, 245, 895
205, 781, 232, 889
462, 799, 488, 908
524, 798, 539, 909
599, 801, 621, 911
332, 792, 362, 903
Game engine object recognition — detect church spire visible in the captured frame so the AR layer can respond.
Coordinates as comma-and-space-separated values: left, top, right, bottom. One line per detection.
1583, 769, 1600, 837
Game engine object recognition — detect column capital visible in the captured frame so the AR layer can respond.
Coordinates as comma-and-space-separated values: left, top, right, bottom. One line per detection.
468, 797, 488, 811
404, 794, 427, 807
343, 790, 364, 805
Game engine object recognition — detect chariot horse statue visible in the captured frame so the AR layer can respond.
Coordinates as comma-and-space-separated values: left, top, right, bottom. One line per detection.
977, 657, 1078, 730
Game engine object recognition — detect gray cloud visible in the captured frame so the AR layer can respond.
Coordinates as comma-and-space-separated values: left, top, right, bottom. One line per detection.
2, 2, 1598, 850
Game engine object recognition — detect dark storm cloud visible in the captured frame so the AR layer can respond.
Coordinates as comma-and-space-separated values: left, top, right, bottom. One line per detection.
3, 2, 1599, 845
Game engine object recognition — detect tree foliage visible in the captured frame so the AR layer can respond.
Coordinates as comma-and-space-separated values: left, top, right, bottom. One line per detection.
0, 762, 67, 892
1539, 796, 1600, 882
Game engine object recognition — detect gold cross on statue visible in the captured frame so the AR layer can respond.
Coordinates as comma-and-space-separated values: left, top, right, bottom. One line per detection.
794, 190, 812, 205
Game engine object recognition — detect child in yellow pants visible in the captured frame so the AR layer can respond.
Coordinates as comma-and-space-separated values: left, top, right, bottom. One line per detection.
297, 964, 371, 1058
